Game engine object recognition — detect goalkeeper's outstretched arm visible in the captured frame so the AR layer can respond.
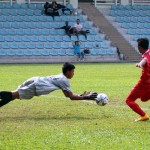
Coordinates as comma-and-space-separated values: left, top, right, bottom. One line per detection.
63, 90, 97, 100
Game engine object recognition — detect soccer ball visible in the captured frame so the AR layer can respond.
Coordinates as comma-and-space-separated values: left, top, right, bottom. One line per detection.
96, 93, 109, 106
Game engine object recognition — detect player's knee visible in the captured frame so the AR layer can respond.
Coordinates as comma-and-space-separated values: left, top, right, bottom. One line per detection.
126, 99, 133, 107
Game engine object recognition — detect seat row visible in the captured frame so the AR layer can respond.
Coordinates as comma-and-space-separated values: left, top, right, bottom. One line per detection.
133, 35, 150, 41
0, 28, 97, 35
127, 29, 150, 35
0, 41, 110, 49
110, 10, 150, 17
0, 49, 117, 56
0, 14, 85, 22
121, 23, 150, 29
0, 22, 91, 29
0, 3, 44, 9
0, 35, 104, 42
115, 16, 150, 23
111, 5, 150, 10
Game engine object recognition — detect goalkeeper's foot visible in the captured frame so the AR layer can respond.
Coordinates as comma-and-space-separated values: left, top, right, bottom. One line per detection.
135, 114, 149, 122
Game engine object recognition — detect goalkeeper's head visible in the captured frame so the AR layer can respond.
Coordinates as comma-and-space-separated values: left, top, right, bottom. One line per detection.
137, 38, 149, 54
62, 62, 75, 79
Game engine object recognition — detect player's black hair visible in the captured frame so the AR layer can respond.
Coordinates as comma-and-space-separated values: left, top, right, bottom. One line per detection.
62, 62, 75, 75
137, 38, 149, 50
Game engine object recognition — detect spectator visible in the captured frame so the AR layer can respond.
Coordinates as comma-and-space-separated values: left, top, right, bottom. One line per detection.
73, 41, 84, 61
73, 19, 87, 39
56, 21, 74, 37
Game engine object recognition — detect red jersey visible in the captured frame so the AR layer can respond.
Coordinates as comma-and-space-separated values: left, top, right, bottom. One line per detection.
138, 48, 150, 85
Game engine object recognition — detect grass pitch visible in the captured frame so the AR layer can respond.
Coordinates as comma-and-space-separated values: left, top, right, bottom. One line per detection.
0, 63, 150, 150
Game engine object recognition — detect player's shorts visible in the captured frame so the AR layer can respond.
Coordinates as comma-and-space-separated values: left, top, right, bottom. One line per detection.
127, 83, 150, 102
17, 77, 38, 100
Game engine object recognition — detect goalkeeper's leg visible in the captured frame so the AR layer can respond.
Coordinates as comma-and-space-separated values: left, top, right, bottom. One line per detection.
0, 91, 13, 107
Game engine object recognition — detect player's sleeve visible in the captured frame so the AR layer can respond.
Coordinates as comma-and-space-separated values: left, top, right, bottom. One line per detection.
58, 79, 72, 92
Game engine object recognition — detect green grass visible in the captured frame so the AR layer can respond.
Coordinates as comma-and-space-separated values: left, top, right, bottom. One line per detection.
0, 63, 150, 150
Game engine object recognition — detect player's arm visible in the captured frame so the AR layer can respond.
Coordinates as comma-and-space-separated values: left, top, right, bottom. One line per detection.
136, 58, 147, 70
63, 90, 97, 100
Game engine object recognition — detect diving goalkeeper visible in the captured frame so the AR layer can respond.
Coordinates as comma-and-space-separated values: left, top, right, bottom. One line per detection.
0, 62, 97, 107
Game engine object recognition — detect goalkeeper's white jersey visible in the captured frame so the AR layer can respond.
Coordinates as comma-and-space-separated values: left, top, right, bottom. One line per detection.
35, 73, 72, 95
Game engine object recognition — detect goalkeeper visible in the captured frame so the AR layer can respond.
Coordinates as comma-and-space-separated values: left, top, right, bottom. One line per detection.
0, 62, 97, 107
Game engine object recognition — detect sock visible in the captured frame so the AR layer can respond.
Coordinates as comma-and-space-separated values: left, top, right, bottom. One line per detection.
126, 99, 145, 116
0, 91, 13, 107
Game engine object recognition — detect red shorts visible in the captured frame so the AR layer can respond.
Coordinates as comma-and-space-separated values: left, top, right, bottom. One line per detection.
127, 83, 150, 102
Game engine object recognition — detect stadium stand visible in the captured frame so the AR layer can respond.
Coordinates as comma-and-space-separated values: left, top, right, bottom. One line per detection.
0, 2, 118, 63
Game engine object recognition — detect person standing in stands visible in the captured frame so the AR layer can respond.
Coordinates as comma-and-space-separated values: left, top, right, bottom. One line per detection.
73, 41, 84, 61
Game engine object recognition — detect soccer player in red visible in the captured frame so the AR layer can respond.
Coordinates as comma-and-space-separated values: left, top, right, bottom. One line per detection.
126, 38, 150, 121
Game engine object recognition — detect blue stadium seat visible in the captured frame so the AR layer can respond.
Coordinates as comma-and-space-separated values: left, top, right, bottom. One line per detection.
0, 22, 3, 28
27, 43, 36, 49
18, 42, 27, 49
34, 10, 42, 16
71, 35, 78, 41
16, 29, 25, 35
0, 29, 8, 35
47, 16, 53, 22
20, 22, 28, 29
89, 29, 97, 35
0, 36, 4, 42
44, 43, 52, 49
61, 42, 69, 49
79, 35, 86, 42
85, 42, 93, 49
0, 16, 6, 22
3, 22, 11, 29
121, 23, 130, 29
29, 4, 36, 9
33, 29, 41, 35
6, 50, 16, 56
5, 36, 14, 42
127, 29, 136, 35
39, 35, 47, 42
31, 16, 39, 22
21, 16, 30, 22
26, 10, 34, 16
43, 23, 51, 29
0, 3, 4, 9
1, 42, 10, 49
47, 35, 55, 42
36, 22, 44, 29
54, 16, 62, 22
87, 35, 95, 42
15, 16, 23, 22
20, 3, 28, 9
53, 42, 61, 49
36, 3, 43, 10
36, 43, 44, 49
38, 16, 47, 22
55, 36, 63, 42
107, 49, 116, 55
63, 35, 71, 42
24, 50, 33, 56
16, 49, 24, 56
98, 49, 107, 55
5, 3, 12, 9
14, 36, 22, 42
95, 35, 103, 42
83, 22, 91, 29
90, 49, 98, 55
30, 36, 39, 42
18, 9, 26, 16
9, 9, 17, 16
0, 50, 6, 56
41, 49, 50, 56
41, 29, 50, 35
50, 49, 58, 56
62, 16, 69, 22
58, 49, 66, 56
50, 29, 57, 35
6, 16, 14, 22
11, 22, 19, 29
32, 50, 41, 56
101, 42, 109, 49
22, 35, 30, 42
66, 49, 74, 56
8, 29, 16, 35
28, 22, 36, 29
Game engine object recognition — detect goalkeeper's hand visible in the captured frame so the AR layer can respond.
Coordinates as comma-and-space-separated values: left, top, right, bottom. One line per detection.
81, 92, 97, 100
